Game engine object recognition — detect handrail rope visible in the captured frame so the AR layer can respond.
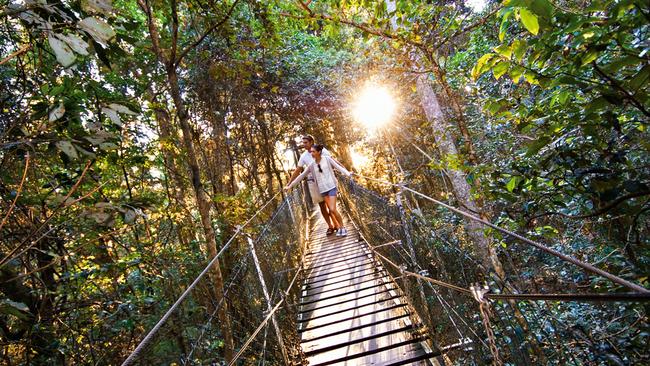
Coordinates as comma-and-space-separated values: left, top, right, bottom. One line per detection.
344, 184, 650, 365
121, 190, 283, 366
181, 253, 250, 365
339, 187, 484, 342
342, 208, 486, 351
364, 207, 650, 301
368, 222, 415, 267
346, 188, 504, 346
227, 266, 303, 366
349, 174, 650, 294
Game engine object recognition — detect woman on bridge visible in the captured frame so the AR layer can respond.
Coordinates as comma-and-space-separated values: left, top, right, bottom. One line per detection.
285, 144, 353, 237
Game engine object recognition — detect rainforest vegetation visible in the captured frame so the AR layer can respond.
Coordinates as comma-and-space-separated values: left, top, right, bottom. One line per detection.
1, 0, 648, 364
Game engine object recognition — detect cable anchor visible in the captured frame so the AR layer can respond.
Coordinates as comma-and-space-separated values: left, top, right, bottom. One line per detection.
470, 283, 502, 366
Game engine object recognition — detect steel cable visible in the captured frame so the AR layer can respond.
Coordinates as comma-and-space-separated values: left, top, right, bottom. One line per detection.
121, 191, 283, 366
348, 174, 650, 294
227, 267, 303, 366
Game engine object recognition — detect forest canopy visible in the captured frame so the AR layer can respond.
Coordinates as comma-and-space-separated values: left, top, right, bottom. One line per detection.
1, 0, 648, 364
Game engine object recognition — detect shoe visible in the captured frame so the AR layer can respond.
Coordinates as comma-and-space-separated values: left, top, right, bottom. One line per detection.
338, 228, 347, 237
335, 228, 342, 237
326, 228, 335, 236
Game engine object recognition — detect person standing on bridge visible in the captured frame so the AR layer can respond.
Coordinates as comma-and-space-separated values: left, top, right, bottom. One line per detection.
287, 135, 338, 235
285, 144, 353, 237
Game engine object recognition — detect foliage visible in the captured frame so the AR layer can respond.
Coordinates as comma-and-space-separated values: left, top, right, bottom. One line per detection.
1, 0, 648, 364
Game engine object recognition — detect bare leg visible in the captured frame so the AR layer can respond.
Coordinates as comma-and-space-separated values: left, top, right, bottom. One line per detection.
318, 201, 336, 229
324, 195, 344, 229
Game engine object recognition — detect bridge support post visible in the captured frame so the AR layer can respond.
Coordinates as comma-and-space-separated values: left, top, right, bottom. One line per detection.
247, 236, 290, 365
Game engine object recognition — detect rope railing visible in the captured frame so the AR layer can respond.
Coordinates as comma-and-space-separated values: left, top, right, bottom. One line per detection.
348, 173, 650, 295
227, 266, 303, 366
121, 191, 283, 366
121, 185, 311, 365
336, 174, 649, 365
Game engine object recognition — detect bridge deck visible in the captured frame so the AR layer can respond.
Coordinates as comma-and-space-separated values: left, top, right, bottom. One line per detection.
298, 210, 436, 366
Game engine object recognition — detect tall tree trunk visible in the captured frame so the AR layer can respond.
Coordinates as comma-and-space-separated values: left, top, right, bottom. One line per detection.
429, 60, 478, 165
418, 60, 546, 366
416, 75, 504, 278
166, 68, 235, 362
138, 0, 234, 360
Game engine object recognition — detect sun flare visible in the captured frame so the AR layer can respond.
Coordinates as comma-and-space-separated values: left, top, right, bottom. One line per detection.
352, 83, 396, 131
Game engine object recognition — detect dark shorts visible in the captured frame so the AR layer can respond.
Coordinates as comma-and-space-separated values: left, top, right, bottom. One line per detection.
321, 187, 338, 197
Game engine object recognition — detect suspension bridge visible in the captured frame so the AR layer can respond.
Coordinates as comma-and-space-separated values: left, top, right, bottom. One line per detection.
120, 175, 650, 365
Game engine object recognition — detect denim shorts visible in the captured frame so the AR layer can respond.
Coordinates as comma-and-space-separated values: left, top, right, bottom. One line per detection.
321, 187, 338, 197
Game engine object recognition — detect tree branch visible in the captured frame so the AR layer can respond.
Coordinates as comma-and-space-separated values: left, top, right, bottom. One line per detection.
174, 0, 241, 67
285, 1, 428, 53
435, 6, 501, 50
170, 0, 179, 64
0, 44, 31, 66
138, 0, 168, 66
528, 190, 650, 223
0, 153, 29, 232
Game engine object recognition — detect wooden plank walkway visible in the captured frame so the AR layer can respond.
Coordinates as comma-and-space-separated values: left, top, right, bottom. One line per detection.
298, 209, 441, 366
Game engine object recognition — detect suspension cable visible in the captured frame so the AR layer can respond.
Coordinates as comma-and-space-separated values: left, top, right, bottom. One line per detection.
182, 254, 250, 365
349, 174, 650, 294
121, 191, 282, 366
353, 198, 650, 302
227, 266, 303, 366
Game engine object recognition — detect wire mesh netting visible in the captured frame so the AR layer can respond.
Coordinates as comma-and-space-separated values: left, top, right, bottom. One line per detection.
337, 176, 649, 365
125, 184, 312, 365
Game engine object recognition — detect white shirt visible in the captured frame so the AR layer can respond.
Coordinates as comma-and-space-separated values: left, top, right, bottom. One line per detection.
298, 148, 330, 181
289, 156, 351, 193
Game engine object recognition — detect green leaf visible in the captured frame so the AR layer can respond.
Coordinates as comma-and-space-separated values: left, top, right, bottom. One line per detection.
529, 0, 554, 20
499, 9, 513, 42
49, 103, 66, 122
494, 44, 512, 60
581, 50, 599, 66
510, 65, 525, 84
525, 137, 550, 157
0, 299, 31, 320
78, 17, 116, 44
506, 176, 521, 192
519, 8, 539, 35
492, 61, 510, 80
101, 107, 122, 126
511, 39, 527, 61
627, 64, 650, 91
108, 103, 136, 115
471, 53, 495, 80
58, 33, 90, 56
82, 0, 113, 15
524, 71, 540, 85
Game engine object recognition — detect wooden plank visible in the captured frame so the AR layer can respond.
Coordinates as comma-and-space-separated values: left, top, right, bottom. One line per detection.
300, 285, 397, 314
310, 338, 430, 366
307, 241, 363, 257
300, 208, 433, 366
300, 293, 400, 324
304, 262, 377, 283
307, 251, 373, 274
298, 295, 402, 328
302, 268, 386, 292
303, 275, 392, 300
301, 280, 394, 306
300, 306, 411, 341
307, 253, 374, 272
305, 247, 369, 266
304, 326, 421, 364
